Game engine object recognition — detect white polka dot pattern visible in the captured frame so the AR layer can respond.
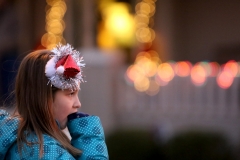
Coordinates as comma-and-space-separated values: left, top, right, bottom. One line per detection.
68, 116, 109, 160
0, 110, 18, 160
0, 110, 109, 159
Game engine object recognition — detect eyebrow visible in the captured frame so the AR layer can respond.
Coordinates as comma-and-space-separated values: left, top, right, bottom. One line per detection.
65, 89, 79, 93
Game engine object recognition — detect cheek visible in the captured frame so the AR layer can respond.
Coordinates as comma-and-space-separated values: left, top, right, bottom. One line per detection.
53, 101, 71, 121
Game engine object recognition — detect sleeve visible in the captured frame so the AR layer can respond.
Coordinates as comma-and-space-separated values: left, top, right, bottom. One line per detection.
0, 109, 19, 160
67, 115, 109, 160
39, 142, 77, 160
6, 139, 77, 160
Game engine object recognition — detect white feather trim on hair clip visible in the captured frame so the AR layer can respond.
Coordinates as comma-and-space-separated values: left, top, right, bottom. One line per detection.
45, 57, 56, 77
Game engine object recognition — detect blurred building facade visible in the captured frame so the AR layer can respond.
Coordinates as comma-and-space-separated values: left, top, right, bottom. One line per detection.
2, 0, 240, 61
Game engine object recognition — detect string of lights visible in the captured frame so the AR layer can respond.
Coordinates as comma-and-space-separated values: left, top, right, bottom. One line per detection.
41, 0, 67, 49
125, 60, 239, 95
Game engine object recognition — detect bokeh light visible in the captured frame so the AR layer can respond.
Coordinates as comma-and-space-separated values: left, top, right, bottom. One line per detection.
136, 27, 155, 43
223, 60, 238, 77
126, 65, 145, 82
209, 62, 220, 77
134, 75, 150, 92
155, 74, 169, 86
217, 70, 234, 89
126, 60, 240, 94
97, 2, 135, 48
135, 0, 156, 44
42, 0, 66, 49
157, 63, 174, 82
191, 63, 207, 86
175, 61, 191, 77
126, 49, 161, 94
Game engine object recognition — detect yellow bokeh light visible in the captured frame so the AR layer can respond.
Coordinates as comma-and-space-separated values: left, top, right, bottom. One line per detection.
99, 2, 135, 47
131, 50, 161, 79
47, 43, 57, 50
46, 0, 60, 6
50, 6, 65, 15
136, 2, 150, 15
47, 11, 63, 20
42, 0, 66, 49
135, 54, 149, 63
135, 2, 155, 17
125, 0, 159, 94
135, 14, 149, 27
97, 26, 117, 49
52, 1, 67, 10
157, 63, 174, 82
136, 27, 155, 43
41, 33, 51, 47
136, 51, 151, 60
46, 20, 65, 33
41, 33, 56, 46
46, 27, 64, 35
143, 61, 158, 77
126, 64, 145, 82
106, 13, 135, 40
134, 76, 150, 92
46, 20, 65, 29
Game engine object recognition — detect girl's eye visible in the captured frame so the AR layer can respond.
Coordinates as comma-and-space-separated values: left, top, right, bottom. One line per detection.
69, 92, 75, 96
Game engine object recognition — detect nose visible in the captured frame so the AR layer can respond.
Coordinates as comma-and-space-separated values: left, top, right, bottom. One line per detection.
74, 96, 81, 108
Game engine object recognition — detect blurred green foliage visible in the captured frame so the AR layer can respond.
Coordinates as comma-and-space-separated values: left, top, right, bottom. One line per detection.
106, 129, 237, 160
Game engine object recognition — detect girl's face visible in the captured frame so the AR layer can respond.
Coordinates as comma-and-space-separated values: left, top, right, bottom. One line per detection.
53, 88, 81, 129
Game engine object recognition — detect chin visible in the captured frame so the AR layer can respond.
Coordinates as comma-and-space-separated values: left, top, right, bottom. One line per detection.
60, 125, 67, 130
60, 121, 68, 129
58, 119, 67, 130
58, 123, 66, 130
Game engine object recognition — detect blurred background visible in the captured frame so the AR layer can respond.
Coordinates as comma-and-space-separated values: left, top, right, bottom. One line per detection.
1, 0, 240, 159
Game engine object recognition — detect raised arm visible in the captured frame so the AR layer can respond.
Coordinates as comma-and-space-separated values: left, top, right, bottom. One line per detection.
67, 113, 109, 160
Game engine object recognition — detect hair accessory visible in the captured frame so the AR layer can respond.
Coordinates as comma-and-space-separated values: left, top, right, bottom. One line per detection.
45, 43, 85, 90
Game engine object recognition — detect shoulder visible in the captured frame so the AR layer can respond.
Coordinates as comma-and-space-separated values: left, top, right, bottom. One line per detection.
0, 109, 19, 124
0, 109, 10, 120
0, 109, 19, 153
6, 134, 73, 159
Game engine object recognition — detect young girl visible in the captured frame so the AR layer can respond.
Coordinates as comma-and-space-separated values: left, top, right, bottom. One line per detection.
0, 44, 109, 159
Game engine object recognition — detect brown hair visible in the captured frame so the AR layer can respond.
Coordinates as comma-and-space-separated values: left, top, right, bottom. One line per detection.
15, 50, 81, 157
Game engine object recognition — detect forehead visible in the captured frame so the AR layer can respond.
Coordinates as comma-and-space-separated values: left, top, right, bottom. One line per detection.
63, 88, 80, 92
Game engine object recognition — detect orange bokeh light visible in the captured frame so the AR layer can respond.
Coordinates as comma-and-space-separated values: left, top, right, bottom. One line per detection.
175, 61, 191, 77
217, 70, 234, 89
157, 63, 174, 82
223, 60, 238, 77
209, 62, 220, 77
191, 63, 207, 86
126, 65, 144, 82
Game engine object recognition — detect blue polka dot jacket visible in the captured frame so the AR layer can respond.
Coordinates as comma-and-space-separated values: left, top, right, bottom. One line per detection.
0, 110, 109, 159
